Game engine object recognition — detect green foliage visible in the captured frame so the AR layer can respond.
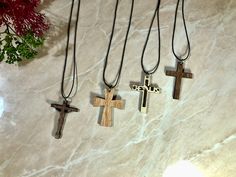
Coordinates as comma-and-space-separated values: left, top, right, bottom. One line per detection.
0, 30, 44, 64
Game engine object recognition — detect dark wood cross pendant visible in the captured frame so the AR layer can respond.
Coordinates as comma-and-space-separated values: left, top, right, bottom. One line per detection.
93, 89, 125, 127
165, 61, 193, 99
131, 75, 161, 113
51, 101, 79, 139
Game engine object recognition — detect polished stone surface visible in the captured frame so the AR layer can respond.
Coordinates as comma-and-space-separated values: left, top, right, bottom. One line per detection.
0, 0, 236, 177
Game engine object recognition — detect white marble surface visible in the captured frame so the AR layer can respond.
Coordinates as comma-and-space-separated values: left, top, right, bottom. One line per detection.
0, 0, 236, 177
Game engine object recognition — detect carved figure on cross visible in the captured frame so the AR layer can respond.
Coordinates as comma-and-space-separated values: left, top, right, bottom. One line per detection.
51, 101, 79, 139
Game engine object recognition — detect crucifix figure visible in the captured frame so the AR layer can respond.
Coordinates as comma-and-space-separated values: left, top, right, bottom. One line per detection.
131, 75, 161, 113
165, 62, 193, 99
93, 89, 125, 127
51, 101, 79, 139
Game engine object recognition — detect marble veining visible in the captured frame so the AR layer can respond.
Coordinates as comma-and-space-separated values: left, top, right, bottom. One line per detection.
0, 0, 236, 177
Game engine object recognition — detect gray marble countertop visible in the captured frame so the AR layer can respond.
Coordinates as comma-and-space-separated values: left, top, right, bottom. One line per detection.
0, 0, 235, 177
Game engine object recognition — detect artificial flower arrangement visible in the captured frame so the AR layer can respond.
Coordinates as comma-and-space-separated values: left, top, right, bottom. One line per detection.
0, 0, 49, 64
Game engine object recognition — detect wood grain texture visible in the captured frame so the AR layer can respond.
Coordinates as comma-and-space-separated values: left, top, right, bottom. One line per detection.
165, 62, 193, 100
93, 89, 125, 127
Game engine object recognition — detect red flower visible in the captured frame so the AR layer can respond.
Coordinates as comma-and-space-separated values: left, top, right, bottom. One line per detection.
0, 0, 49, 36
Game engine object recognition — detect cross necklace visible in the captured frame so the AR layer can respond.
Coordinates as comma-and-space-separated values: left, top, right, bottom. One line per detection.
92, 0, 134, 127
131, 0, 161, 113
165, 0, 193, 100
51, 0, 80, 139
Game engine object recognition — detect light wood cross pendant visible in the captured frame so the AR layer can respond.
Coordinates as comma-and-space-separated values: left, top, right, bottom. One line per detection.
51, 101, 79, 139
131, 75, 161, 113
165, 61, 193, 99
93, 89, 125, 127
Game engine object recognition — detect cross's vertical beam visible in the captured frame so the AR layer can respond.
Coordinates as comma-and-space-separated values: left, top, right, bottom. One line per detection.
55, 107, 66, 139
141, 75, 150, 113
174, 62, 183, 99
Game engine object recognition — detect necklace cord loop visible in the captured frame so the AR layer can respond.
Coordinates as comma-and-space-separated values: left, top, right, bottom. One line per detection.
103, 0, 134, 89
172, 0, 191, 62
141, 0, 161, 75
61, 0, 81, 100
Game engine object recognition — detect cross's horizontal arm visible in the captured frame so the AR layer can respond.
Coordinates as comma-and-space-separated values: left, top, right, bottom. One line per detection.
67, 107, 79, 112
111, 100, 125, 109
166, 70, 177, 77
51, 104, 62, 109
51, 104, 79, 112
131, 85, 144, 91
148, 86, 161, 93
93, 97, 105, 107
182, 72, 193, 78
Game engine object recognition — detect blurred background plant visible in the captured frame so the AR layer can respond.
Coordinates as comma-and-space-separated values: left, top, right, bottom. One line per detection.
0, 0, 49, 64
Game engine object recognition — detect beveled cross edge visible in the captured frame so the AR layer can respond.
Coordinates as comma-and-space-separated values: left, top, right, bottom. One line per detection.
92, 88, 125, 127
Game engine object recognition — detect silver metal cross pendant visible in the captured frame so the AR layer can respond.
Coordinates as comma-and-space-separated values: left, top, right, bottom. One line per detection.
131, 75, 161, 113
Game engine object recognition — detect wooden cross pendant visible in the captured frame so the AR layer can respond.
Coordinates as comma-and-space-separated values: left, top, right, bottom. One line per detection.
131, 75, 161, 113
165, 61, 193, 99
93, 89, 125, 127
51, 101, 79, 139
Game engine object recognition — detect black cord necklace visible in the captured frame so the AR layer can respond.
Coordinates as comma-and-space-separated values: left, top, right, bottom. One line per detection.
102, 0, 134, 89
92, 0, 134, 127
141, 0, 161, 75
51, 0, 80, 139
165, 0, 193, 100
131, 0, 161, 114
172, 0, 191, 62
